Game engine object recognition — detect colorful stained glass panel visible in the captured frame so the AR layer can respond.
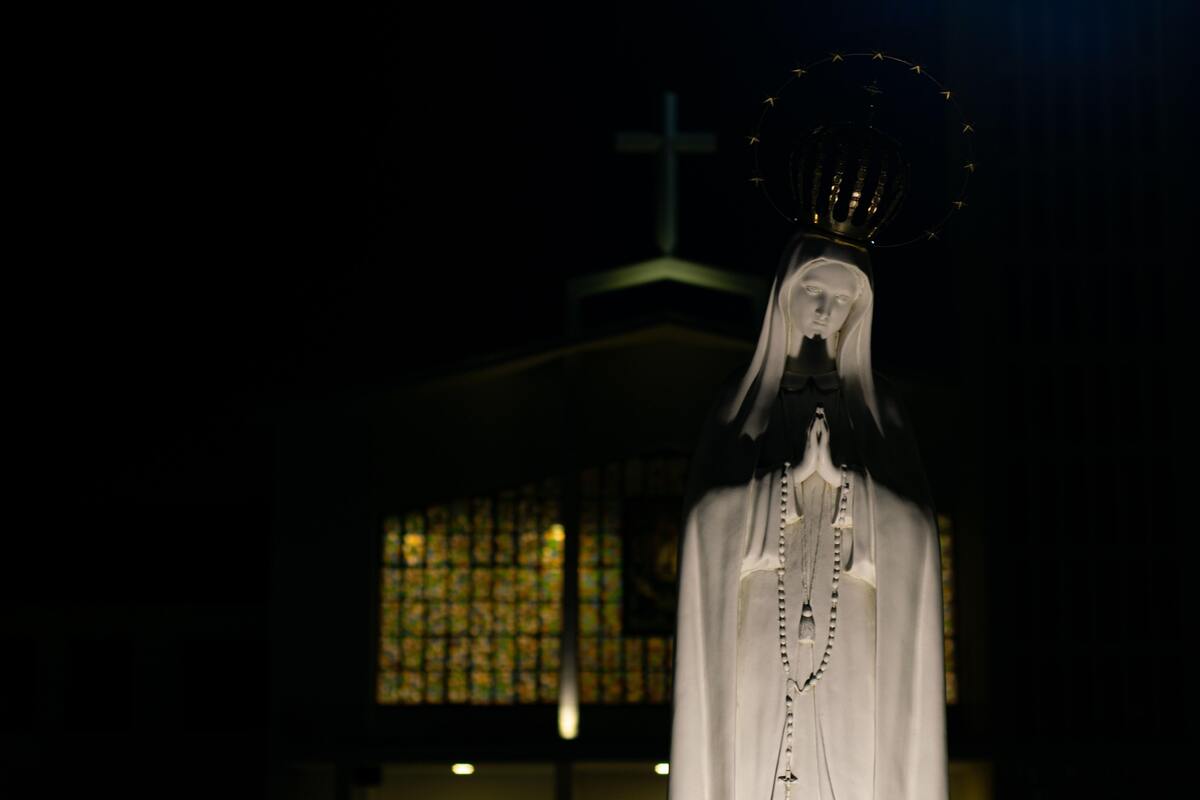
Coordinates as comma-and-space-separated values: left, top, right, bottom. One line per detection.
601, 533, 621, 566
517, 636, 538, 671
449, 602, 469, 635
540, 568, 562, 603
377, 671, 398, 703
381, 602, 399, 638
539, 670, 558, 702
602, 673, 622, 703
517, 603, 539, 635
402, 533, 425, 566
426, 533, 448, 566
449, 533, 471, 565
379, 638, 399, 670
540, 637, 560, 671
470, 601, 493, 637
580, 568, 600, 601
581, 671, 599, 702
626, 670, 645, 702
425, 671, 445, 703
579, 604, 600, 636
493, 567, 515, 602
493, 602, 515, 636
382, 568, 401, 600
601, 568, 622, 603
517, 532, 540, 566
383, 529, 401, 566
647, 672, 667, 703
424, 568, 446, 601
602, 602, 621, 636
378, 480, 567, 706
449, 637, 470, 669
424, 638, 446, 668
402, 637, 422, 669
402, 671, 423, 704
471, 671, 493, 703
647, 637, 665, 670
494, 531, 515, 565
624, 638, 643, 670
516, 569, 538, 602
449, 568, 471, 601
427, 602, 448, 636
494, 637, 515, 670
539, 603, 561, 635
541, 525, 564, 566
517, 671, 537, 703
495, 670, 515, 702
579, 637, 600, 670
404, 569, 424, 601
448, 670, 468, 703
602, 639, 621, 671
470, 637, 492, 670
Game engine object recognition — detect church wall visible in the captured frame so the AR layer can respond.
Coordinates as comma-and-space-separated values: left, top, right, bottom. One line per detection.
270, 328, 752, 766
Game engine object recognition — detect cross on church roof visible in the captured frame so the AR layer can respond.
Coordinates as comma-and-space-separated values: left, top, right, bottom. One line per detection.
615, 91, 717, 257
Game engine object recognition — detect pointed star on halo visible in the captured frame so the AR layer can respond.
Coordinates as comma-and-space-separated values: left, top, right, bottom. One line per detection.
764, 96, 779, 107
910, 64, 923, 74
962, 122, 975, 134
747, 134, 761, 145
791, 66, 807, 77
830, 52, 844, 62
940, 90, 952, 100
872, 51, 884, 60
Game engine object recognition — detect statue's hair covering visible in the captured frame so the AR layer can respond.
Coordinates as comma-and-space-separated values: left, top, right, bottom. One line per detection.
684, 229, 930, 514
723, 230, 881, 442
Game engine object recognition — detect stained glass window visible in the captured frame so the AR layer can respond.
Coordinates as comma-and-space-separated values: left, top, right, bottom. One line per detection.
938, 513, 959, 705
381, 459, 958, 710
378, 479, 563, 705
578, 456, 682, 704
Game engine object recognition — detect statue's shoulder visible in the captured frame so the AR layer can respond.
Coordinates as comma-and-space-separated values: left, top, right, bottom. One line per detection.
687, 481, 751, 527
870, 369, 905, 399
711, 364, 746, 408
870, 370, 917, 431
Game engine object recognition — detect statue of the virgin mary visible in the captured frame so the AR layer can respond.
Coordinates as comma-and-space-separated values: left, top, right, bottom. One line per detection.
669, 124, 949, 800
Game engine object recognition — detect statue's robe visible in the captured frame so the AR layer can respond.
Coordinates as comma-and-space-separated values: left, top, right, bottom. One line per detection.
668, 373, 948, 800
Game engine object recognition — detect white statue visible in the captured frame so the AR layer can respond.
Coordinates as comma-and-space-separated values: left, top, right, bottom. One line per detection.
669, 230, 948, 800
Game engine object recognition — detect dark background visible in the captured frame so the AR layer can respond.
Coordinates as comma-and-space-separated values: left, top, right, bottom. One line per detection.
7, 1, 1198, 797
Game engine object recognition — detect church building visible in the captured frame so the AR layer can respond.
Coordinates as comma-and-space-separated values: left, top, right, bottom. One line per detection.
270, 100, 990, 792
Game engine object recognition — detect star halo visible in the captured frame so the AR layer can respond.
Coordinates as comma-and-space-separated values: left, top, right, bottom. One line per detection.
748, 51, 976, 248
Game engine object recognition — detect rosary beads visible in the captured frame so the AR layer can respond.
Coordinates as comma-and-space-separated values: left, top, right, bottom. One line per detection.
776, 457, 852, 793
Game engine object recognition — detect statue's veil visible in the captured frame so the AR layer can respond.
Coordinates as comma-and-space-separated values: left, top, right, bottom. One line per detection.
722, 230, 882, 443
683, 230, 928, 514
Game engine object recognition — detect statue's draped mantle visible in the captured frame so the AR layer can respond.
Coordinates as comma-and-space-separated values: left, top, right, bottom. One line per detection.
668, 232, 948, 800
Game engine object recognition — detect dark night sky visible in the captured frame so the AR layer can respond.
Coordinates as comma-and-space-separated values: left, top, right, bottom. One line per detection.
36, 2, 980, 510
61, 2, 974, 382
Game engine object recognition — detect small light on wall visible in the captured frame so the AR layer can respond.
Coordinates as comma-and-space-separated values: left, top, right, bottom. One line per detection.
451, 764, 475, 775
655, 763, 670, 776
559, 700, 579, 740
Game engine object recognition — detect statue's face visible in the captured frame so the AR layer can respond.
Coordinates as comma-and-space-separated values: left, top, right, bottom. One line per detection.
789, 261, 860, 340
